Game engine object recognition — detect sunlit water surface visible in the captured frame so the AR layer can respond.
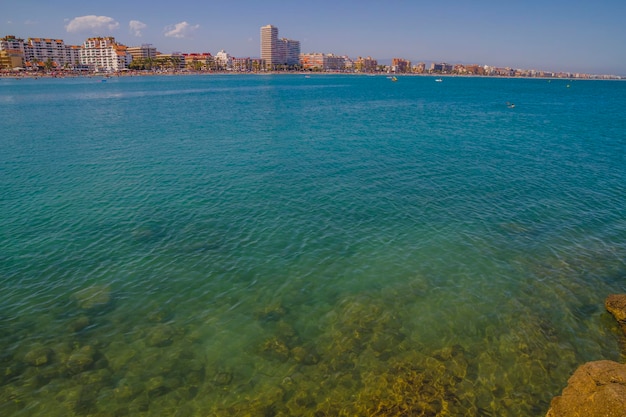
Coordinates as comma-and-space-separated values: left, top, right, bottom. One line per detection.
1, 74, 625, 416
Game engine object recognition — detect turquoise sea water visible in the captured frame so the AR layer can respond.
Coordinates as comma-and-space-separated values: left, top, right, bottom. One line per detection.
1, 74, 625, 416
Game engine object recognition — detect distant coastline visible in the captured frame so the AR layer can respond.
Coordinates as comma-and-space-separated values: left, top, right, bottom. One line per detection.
1, 69, 623, 80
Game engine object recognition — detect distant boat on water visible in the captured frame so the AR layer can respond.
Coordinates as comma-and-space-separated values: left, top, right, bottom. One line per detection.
391, 76, 398, 82
435, 78, 443, 82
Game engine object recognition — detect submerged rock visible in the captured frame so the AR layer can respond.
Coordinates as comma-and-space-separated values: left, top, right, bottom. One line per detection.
546, 360, 626, 417
260, 336, 290, 362
72, 285, 112, 310
68, 315, 90, 333
606, 294, 626, 331
23, 345, 54, 366
146, 323, 176, 347
66, 345, 96, 374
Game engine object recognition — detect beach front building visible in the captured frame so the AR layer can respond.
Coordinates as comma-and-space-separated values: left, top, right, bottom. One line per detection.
231, 57, 255, 72
1, 36, 82, 70
414, 62, 426, 74
183, 53, 214, 71
1, 35, 83, 70
80, 37, 131, 72
430, 62, 453, 74
260, 25, 280, 68
0, 35, 25, 69
283, 39, 300, 66
260, 24, 300, 70
354, 56, 378, 73
215, 50, 232, 70
391, 58, 411, 73
300, 53, 345, 72
127, 44, 158, 62
154, 53, 185, 71
26, 38, 74, 68
0, 49, 23, 69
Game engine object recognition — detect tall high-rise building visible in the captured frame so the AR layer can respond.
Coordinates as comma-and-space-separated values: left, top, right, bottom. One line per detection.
283, 39, 300, 66
260, 24, 300, 69
260, 24, 280, 68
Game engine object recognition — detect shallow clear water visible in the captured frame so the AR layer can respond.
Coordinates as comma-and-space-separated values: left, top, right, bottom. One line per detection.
1, 74, 625, 416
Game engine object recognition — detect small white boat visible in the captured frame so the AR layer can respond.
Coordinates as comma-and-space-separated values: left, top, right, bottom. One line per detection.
435, 78, 443, 82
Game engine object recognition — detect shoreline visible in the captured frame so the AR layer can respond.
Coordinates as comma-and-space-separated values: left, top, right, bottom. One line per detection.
1, 69, 622, 81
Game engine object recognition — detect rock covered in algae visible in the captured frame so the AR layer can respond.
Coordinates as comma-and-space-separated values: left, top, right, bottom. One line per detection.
606, 294, 626, 330
546, 360, 626, 417
67, 315, 90, 332
104, 340, 137, 372
260, 336, 291, 362
291, 345, 319, 365
66, 345, 96, 374
113, 376, 145, 399
72, 284, 112, 310
146, 323, 177, 347
23, 344, 54, 366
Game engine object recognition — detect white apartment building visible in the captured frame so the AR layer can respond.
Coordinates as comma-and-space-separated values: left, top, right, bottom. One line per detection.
66, 45, 81, 67
80, 37, 131, 72
25, 38, 68, 66
1, 36, 83, 69
215, 49, 232, 70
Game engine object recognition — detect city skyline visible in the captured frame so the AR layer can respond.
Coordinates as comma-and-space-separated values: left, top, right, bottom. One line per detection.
2, 0, 626, 76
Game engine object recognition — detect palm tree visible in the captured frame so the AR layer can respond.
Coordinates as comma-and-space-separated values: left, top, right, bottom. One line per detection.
190, 60, 203, 72
170, 56, 181, 71
43, 58, 54, 73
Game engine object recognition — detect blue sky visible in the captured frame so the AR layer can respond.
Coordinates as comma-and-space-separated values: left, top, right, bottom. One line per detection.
2, 0, 625, 75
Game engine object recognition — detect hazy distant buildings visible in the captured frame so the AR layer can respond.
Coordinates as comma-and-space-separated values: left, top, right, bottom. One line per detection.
260, 24, 300, 69
430, 62, 453, 73
391, 58, 411, 73
232, 57, 256, 72
1, 25, 616, 78
300, 53, 346, 71
355, 56, 378, 73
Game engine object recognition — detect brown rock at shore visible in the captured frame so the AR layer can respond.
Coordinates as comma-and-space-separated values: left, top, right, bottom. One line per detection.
546, 360, 626, 417
606, 294, 626, 331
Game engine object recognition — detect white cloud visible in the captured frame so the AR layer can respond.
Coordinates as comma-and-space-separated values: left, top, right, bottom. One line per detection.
129, 20, 147, 37
65, 15, 119, 33
164, 21, 199, 39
